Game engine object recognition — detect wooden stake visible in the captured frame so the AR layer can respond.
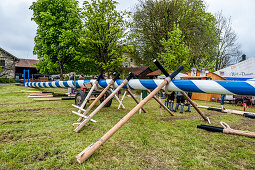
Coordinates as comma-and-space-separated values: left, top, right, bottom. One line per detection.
109, 88, 125, 109
147, 90, 174, 116
181, 91, 208, 122
126, 88, 147, 113
139, 92, 142, 114
74, 77, 133, 132
77, 80, 115, 122
118, 91, 127, 110
76, 78, 170, 163
77, 81, 98, 113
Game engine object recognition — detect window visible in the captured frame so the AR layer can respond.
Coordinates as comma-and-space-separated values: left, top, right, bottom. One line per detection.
130, 58, 133, 62
0, 60, 5, 67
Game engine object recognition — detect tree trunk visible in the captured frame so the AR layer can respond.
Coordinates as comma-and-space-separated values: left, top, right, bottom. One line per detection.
59, 59, 64, 81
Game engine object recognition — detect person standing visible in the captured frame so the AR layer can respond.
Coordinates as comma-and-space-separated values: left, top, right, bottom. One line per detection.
185, 92, 192, 112
168, 91, 175, 111
174, 91, 185, 113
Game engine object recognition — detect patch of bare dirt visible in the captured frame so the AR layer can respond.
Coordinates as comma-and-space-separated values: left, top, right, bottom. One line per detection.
1, 120, 24, 125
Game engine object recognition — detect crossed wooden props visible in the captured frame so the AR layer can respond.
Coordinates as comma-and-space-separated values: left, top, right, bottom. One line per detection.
76, 60, 184, 163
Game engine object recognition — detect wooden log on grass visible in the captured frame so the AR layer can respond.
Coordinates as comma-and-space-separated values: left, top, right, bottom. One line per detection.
197, 122, 255, 138
75, 61, 183, 163
32, 98, 74, 101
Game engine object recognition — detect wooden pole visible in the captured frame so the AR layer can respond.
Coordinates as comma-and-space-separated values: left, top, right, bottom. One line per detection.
118, 91, 127, 109
32, 98, 74, 101
109, 88, 125, 109
139, 92, 142, 114
28, 95, 53, 98
77, 80, 114, 122
147, 90, 174, 116
181, 91, 208, 121
159, 95, 162, 116
221, 122, 255, 138
74, 79, 131, 133
77, 81, 98, 113
126, 88, 147, 113
76, 78, 170, 163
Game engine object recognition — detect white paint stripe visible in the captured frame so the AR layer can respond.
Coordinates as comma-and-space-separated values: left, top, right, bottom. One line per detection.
59, 81, 64, 87
45, 82, 50, 87
67, 81, 74, 88
128, 79, 144, 89
167, 81, 182, 91
52, 82, 57, 87
192, 80, 234, 94
77, 80, 84, 87
247, 81, 255, 88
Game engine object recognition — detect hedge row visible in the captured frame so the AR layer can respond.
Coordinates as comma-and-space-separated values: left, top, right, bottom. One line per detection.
0, 78, 16, 83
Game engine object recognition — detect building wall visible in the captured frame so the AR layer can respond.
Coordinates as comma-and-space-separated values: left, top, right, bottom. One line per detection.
0, 50, 16, 79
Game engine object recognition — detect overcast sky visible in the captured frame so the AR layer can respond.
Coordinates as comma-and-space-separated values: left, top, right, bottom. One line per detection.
0, 0, 254, 59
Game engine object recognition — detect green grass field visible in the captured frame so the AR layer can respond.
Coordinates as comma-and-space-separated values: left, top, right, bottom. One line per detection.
0, 85, 255, 169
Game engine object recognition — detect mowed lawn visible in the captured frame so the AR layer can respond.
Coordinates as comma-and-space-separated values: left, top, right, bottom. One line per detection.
0, 84, 255, 169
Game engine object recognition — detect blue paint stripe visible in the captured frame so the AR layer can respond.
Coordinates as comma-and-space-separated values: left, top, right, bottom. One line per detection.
75, 81, 80, 88
217, 81, 255, 95
99, 79, 108, 88
139, 79, 158, 89
42, 82, 46, 87
48, 82, 53, 87
173, 80, 204, 93
33, 82, 36, 87
55, 81, 60, 87
115, 79, 129, 88
63, 81, 69, 87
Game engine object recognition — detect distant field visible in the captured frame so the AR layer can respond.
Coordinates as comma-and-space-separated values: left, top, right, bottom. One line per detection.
0, 85, 255, 169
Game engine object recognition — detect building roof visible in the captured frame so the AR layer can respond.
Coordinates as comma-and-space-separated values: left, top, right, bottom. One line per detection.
126, 66, 151, 75
147, 69, 162, 76
0, 47, 19, 60
15, 59, 39, 68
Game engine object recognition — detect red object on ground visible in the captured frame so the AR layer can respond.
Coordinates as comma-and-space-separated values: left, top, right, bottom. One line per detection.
81, 87, 88, 93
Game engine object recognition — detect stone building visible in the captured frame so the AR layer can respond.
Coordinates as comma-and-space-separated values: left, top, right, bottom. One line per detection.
0, 47, 19, 79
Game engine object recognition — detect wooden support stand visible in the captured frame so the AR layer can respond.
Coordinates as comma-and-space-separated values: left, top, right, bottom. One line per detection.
126, 88, 147, 113
118, 91, 127, 110
181, 91, 209, 122
74, 73, 135, 132
76, 74, 120, 122
147, 90, 174, 116
75, 62, 183, 163
109, 88, 125, 109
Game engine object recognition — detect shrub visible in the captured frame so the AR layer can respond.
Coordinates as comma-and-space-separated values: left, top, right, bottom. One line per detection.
0, 78, 16, 83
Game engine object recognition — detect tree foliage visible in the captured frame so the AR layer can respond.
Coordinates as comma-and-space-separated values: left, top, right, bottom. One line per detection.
30, 0, 82, 80
215, 11, 242, 70
131, 0, 219, 71
158, 25, 190, 72
78, 0, 130, 73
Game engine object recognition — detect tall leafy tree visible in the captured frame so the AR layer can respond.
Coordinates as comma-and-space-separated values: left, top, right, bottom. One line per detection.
158, 25, 190, 72
79, 0, 130, 74
30, 0, 82, 80
131, 0, 219, 71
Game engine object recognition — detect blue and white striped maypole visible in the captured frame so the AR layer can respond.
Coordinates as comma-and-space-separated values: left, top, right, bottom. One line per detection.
25, 79, 255, 96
